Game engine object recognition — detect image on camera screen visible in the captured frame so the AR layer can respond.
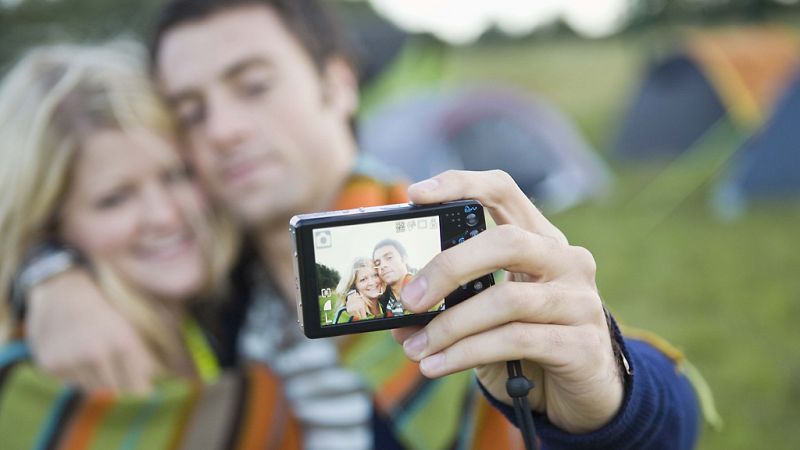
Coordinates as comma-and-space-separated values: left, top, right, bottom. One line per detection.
313, 216, 443, 327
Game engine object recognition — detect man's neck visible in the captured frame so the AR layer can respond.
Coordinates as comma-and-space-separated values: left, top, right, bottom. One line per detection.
254, 219, 296, 304
251, 157, 356, 303
390, 273, 409, 298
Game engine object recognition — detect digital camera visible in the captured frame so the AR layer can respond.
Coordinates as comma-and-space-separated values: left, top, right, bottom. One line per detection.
290, 200, 494, 338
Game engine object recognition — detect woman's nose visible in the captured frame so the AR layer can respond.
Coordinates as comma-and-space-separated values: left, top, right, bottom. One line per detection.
142, 184, 183, 231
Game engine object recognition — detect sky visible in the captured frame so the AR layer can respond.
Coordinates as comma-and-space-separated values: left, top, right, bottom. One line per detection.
365, 0, 636, 43
314, 215, 442, 280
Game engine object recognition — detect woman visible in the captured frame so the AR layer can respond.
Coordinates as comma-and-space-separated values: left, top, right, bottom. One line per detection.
0, 41, 299, 449
335, 257, 385, 322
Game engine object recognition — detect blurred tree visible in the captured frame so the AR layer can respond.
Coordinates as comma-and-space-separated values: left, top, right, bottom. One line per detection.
315, 263, 341, 291
0, 0, 160, 70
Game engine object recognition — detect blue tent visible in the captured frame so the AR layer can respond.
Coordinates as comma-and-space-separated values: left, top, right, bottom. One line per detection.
614, 27, 800, 161
714, 72, 800, 216
613, 53, 727, 160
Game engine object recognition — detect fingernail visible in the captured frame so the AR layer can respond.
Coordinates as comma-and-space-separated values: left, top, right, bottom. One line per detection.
420, 353, 445, 374
409, 178, 439, 193
403, 331, 428, 358
401, 276, 427, 308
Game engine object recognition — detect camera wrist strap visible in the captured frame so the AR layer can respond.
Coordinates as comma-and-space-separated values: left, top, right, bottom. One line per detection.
506, 360, 540, 450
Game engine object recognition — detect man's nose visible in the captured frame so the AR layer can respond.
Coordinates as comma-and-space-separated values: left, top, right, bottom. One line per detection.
205, 95, 251, 153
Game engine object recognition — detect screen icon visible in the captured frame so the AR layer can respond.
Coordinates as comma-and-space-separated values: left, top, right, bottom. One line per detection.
314, 229, 332, 249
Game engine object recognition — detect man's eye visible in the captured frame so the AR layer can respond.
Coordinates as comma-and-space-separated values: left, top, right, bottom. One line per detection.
239, 80, 269, 98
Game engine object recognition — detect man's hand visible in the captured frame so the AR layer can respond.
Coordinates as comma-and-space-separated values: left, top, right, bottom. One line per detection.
345, 291, 369, 319
393, 170, 623, 434
26, 269, 157, 394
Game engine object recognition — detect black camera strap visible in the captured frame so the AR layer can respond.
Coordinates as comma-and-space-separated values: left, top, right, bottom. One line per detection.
506, 360, 540, 450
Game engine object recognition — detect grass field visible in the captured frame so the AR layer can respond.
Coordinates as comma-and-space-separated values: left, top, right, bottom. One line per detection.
436, 32, 800, 449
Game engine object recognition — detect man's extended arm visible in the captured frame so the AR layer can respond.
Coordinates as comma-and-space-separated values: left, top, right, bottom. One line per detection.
393, 170, 700, 448
483, 326, 700, 449
24, 268, 156, 393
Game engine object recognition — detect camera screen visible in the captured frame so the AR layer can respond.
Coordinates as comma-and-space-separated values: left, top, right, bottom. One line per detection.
313, 216, 443, 327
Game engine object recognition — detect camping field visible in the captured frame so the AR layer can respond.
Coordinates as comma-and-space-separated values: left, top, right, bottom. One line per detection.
443, 34, 800, 449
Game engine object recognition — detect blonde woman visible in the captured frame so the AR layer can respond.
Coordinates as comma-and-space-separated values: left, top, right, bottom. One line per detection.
334, 257, 385, 322
0, 41, 300, 449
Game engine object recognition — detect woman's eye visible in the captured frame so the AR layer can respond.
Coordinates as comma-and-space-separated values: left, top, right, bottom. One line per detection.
95, 190, 130, 210
175, 101, 205, 129
163, 166, 191, 184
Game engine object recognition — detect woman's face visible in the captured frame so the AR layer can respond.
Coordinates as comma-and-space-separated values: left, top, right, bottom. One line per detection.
354, 266, 382, 300
59, 128, 208, 302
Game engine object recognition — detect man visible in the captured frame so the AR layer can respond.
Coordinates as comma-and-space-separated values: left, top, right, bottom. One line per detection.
21, 0, 701, 448
373, 239, 412, 316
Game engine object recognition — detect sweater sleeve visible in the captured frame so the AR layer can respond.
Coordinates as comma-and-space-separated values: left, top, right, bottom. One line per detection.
480, 325, 700, 450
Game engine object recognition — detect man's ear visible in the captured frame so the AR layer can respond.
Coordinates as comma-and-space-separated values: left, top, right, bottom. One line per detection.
321, 56, 359, 118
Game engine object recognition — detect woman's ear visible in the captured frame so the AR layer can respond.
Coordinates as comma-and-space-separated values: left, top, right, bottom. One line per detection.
321, 57, 359, 119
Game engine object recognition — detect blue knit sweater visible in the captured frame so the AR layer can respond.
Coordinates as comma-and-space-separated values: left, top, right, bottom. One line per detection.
483, 329, 700, 449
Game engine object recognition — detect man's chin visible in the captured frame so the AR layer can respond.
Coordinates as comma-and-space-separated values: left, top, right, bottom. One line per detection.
226, 196, 292, 228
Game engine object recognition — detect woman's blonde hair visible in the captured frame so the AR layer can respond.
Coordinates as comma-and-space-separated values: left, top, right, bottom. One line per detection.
0, 40, 238, 367
335, 257, 381, 309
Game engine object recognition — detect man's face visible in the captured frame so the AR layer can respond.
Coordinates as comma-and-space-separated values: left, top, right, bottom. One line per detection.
156, 5, 358, 228
373, 245, 407, 286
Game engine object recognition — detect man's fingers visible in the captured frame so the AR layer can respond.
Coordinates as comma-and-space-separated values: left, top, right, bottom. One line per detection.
392, 326, 422, 344
408, 170, 567, 244
402, 225, 584, 312
118, 350, 154, 395
94, 358, 122, 393
414, 323, 582, 378
402, 282, 600, 361
116, 337, 157, 395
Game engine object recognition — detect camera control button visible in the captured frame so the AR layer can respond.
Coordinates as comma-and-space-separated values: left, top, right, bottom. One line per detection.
473, 281, 484, 292
466, 213, 478, 227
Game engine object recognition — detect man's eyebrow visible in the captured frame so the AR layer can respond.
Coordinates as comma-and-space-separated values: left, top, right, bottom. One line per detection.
222, 56, 273, 81
164, 57, 274, 106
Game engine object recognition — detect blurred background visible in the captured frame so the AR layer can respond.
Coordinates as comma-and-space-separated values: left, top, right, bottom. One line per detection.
2, 0, 799, 448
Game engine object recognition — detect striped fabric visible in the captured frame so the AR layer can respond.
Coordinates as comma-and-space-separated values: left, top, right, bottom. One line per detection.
238, 272, 372, 450
340, 329, 524, 450
0, 343, 301, 450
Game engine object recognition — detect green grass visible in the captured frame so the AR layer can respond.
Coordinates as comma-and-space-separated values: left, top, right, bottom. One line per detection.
371, 31, 800, 449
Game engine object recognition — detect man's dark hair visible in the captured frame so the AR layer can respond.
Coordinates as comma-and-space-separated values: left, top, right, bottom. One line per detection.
373, 238, 408, 262
149, 0, 354, 72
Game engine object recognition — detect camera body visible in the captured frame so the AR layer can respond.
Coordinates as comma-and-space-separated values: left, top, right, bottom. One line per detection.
290, 200, 494, 338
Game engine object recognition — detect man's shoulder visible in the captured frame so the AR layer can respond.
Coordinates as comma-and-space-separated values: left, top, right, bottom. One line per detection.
334, 157, 410, 210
